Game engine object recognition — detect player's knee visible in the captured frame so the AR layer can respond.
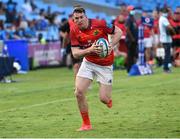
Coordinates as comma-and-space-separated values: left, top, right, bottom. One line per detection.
74, 88, 84, 100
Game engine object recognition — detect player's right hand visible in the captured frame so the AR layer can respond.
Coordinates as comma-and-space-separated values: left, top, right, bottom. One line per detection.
91, 41, 102, 55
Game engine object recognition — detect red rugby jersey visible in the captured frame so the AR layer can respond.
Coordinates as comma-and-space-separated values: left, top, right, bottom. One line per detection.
70, 19, 115, 66
153, 18, 159, 34
144, 25, 152, 38
169, 18, 180, 40
68, 19, 75, 31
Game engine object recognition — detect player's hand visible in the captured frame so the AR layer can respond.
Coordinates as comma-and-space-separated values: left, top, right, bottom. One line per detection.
91, 41, 102, 55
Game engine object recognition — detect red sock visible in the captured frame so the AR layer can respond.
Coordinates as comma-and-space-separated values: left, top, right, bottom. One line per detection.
107, 99, 112, 108
80, 111, 91, 125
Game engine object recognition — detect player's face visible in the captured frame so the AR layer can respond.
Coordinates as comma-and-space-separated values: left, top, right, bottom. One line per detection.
73, 12, 88, 30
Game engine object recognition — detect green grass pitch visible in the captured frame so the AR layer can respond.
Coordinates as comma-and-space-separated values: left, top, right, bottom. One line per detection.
0, 67, 180, 138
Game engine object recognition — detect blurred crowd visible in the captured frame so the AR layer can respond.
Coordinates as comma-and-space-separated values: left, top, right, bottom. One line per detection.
0, 0, 179, 71
113, 4, 180, 72
0, 0, 65, 43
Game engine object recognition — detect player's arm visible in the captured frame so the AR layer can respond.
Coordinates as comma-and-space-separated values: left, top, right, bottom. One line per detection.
110, 26, 122, 48
71, 42, 101, 59
163, 18, 176, 35
166, 24, 176, 35
108, 26, 122, 54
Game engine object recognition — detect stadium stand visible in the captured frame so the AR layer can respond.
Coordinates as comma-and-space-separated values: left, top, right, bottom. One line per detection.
0, 0, 179, 73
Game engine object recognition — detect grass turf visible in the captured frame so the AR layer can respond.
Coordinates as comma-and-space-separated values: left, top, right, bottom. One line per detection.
0, 67, 179, 138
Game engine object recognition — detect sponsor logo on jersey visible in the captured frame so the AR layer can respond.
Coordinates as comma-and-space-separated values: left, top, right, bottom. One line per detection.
93, 30, 99, 36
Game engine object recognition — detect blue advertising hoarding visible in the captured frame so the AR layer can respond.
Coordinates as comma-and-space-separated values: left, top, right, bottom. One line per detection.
4, 40, 29, 71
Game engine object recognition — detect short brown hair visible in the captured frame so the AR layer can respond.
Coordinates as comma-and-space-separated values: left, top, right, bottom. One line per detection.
73, 5, 86, 14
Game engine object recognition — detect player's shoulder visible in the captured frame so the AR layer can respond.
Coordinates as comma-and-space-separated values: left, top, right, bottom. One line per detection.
68, 19, 75, 27
69, 22, 79, 33
91, 18, 106, 25
90, 19, 108, 29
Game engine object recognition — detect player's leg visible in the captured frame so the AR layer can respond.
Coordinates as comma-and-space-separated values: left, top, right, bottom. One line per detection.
95, 64, 113, 108
75, 76, 92, 131
75, 60, 93, 131
75, 76, 91, 114
73, 63, 81, 81
99, 83, 112, 108
145, 37, 153, 64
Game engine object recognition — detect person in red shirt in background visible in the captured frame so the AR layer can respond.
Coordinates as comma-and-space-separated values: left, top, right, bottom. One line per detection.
144, 24, 154, 64
118, 3, 129, 19
152, 10, 160, 64
169, 9, 180, 66
114, 14, 127, 67
142, 11, 154, 65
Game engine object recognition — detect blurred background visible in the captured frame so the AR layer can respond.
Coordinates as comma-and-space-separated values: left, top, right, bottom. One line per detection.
0, 0, 179, 82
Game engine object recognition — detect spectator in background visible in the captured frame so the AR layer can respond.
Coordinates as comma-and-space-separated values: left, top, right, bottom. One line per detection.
15, 12, 26, 27
152, 10, 161, 65
169, 9, 180, 65
114, 14, 127, 68
5, 0, 17, 23
59, 18, 70, 66
25, 21, 36, 39
46, 13, 59, 41
0, 20, 6, 40
115, 15, 126, 39
125, 6, 138, 72
16, 20, 28, 39
143, 24, 154, 64
0, 1, 5, 15
30, 0, 37, 12
45, 6, 52, 20
159, 7, 175, 73
142, 11, 154, 65
167, 6, 174, 20
16, 28, 25, 39
35, 8, 48, 31
5, 24, 20, 40
119, 3, 128, 18
21, 0, 33, 14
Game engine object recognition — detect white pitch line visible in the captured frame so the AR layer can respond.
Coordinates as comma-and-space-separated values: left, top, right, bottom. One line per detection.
0, 97, 77, 113
0, 78, 179, 113
0, 95, 101, 114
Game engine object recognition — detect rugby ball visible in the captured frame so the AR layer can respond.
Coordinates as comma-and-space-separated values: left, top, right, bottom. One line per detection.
96, 38, 109, 58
